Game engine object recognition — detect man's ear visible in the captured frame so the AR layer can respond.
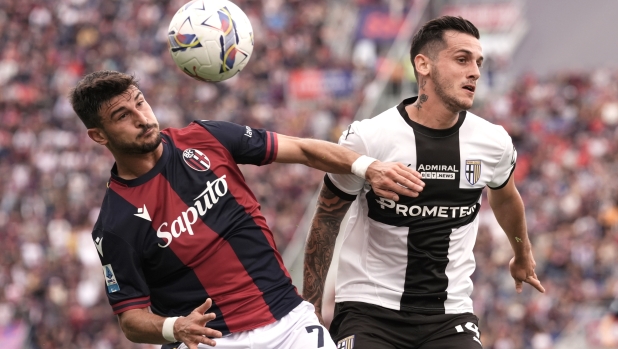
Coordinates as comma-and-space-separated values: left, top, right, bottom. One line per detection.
413, 53, 431, 78
87, 128, 108, 146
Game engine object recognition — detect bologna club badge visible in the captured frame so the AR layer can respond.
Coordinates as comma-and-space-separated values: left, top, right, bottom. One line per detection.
183, 149, 211, 172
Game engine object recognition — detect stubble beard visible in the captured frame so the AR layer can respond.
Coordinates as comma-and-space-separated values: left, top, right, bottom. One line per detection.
106, 125, 162, 155
432, 67, 473, 113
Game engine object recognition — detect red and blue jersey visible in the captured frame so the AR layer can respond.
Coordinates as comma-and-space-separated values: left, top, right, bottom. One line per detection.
92, 121, 302, 335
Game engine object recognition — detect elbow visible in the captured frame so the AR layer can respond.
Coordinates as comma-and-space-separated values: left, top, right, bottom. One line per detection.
118, 315, 140, 343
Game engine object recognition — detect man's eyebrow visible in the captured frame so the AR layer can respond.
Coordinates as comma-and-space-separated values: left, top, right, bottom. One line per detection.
109, 91, 142, 119
454, 49, 484, 62
110, 106, 128, 120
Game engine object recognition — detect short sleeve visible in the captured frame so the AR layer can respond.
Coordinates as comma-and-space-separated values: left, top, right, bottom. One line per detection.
487, 135, 517, 190
195, 120, 277, 165
325, 121, 368, 201
93, 229, 151, 314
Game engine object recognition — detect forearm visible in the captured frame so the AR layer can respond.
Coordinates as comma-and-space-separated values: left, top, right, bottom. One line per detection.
278, 137, 361, 174
489, 190, 531, 257
119, 309, 169, 344
303, 184, 352, 311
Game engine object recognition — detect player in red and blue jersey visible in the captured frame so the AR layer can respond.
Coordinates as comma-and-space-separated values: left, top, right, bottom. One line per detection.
69, 71, 424, 349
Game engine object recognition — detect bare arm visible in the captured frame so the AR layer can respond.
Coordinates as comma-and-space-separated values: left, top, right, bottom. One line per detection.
303, 183, 353, 325
118, 299, 222, 349
488, 176, 545, 293
276, 135, 424, 200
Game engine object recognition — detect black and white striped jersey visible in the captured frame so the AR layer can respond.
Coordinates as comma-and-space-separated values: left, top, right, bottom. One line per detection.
325, 97, 516, 315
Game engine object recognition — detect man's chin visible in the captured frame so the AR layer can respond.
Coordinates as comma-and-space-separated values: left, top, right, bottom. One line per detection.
111, 134, 162, 155
139, 135, 162, 154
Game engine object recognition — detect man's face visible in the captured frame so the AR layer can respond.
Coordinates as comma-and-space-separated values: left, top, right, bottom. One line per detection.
97, 86, 161, 155
430, 30, 483, 112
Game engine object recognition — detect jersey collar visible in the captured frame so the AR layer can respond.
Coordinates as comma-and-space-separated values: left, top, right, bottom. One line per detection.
397, 96, 466, 138
110, 135, 170, 187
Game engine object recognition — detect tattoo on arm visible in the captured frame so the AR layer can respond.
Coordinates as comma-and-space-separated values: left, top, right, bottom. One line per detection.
303, 184, 353, 311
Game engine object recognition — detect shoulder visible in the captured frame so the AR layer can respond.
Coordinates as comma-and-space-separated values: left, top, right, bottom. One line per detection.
350, 106, 405, 138
462, 111, 511, 146
193, 120, 247, 134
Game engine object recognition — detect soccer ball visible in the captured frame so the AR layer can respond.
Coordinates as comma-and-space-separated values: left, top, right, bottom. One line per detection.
168, 0, 254, 82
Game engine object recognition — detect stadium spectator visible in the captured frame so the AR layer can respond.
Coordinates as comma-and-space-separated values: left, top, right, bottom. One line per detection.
2, 0, 618, 348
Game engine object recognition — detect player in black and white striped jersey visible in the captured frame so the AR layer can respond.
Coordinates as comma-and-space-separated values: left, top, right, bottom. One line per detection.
303, 16, 545, 349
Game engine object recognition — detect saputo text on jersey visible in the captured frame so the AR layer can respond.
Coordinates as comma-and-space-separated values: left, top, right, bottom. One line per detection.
157, 176, 229, 248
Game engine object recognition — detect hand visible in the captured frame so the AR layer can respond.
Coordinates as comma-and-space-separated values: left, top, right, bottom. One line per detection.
175, 299, 223, 348
509, 255, 545, 294
366, 162, 424, 201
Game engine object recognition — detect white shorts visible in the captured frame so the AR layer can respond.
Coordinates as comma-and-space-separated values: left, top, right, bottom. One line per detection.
179, 301, 336, 349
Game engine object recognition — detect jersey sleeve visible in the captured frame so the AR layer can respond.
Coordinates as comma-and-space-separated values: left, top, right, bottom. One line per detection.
324, 121, 368, 201
93, 229, 151, 314
487, 132, 517, 190
195, 120, 277, 165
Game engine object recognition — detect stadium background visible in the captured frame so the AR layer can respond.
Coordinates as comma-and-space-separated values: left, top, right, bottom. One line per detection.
1, 0, 618, 348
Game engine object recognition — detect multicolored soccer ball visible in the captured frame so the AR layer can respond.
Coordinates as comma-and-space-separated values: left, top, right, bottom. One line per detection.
168, 0, 254, 82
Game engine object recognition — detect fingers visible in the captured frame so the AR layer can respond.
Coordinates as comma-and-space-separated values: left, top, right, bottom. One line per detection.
366, 162, 426, 201
515, 279, 523, 293
178, 325, 222, 349
372, 188, 400, 202
525, 275, 545, 293
194, 298, 213, 315
179, 299, 223, 348
390, 165, 425, 193
199, 335, 218, 347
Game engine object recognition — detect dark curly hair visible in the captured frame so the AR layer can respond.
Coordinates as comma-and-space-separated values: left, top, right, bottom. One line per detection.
69, 70, 139, 129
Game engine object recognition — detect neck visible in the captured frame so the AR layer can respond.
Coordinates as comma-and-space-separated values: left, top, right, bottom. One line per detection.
406, 77, 459, 130
111, 143, 164, 180
406, 92, 460, 130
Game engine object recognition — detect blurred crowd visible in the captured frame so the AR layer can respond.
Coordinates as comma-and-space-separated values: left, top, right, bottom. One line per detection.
2, 0, 618, 348
0, 0, 366, 347
472, 69, 618, 348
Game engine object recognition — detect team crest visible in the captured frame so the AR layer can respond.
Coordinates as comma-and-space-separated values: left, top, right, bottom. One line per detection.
183, 149, 211, 172
103, 264, 120, 293
337, 335, 355, 349
465, 160, 482, 185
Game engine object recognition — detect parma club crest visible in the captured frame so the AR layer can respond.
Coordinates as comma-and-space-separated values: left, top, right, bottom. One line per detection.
337, 335, 355, 349
183, 149, 211, 172
465, 160, 481, 185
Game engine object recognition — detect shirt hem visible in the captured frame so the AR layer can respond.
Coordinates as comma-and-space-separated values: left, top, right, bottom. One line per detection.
334, 295, 473, 314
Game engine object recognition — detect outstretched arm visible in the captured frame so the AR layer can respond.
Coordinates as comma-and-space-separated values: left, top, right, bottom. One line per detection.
276, 135, 424, 200
303, 184, 353, 325
488, 176, 545, 294
117, 299, 222, 349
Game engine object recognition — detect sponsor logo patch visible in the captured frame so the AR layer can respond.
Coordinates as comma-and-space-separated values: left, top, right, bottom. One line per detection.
103, 264, 120, 293
134, 204, 152, 221
465, 160, 482, 185
337, 335, 355, 349
417, 164, 458, 180
244, 126, 253, 137
183, 149, 211, 172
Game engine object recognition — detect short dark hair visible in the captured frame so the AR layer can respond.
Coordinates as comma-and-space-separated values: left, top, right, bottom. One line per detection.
409, 16, 480, 79
69, 71, 139, 129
